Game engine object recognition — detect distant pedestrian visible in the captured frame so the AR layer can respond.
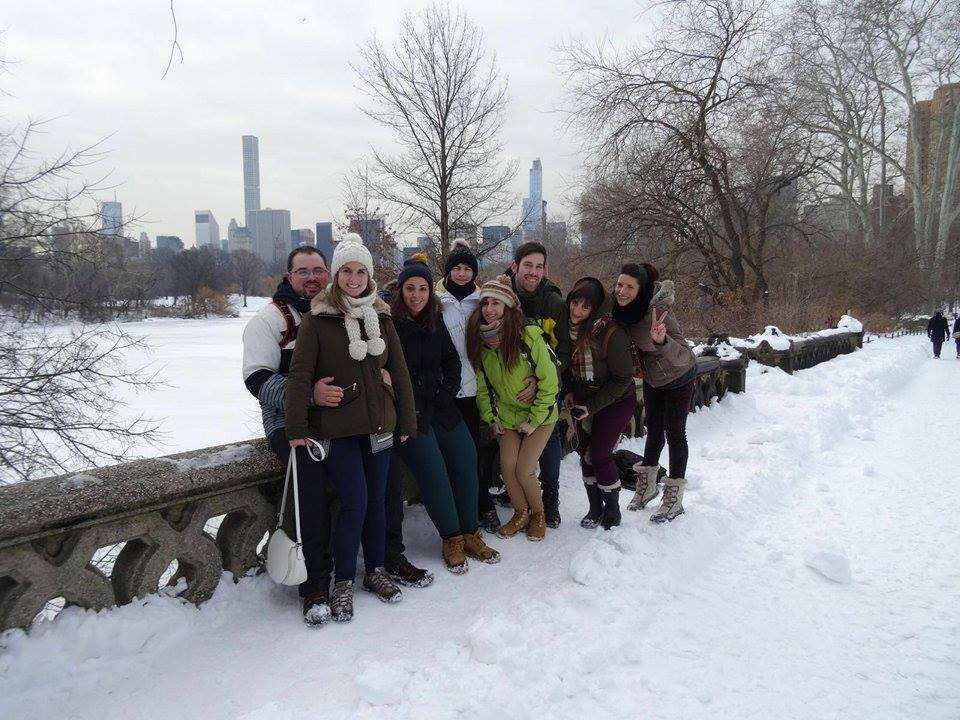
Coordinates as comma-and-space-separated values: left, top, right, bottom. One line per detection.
927, 311, 950, 359
953, 315, 960, 359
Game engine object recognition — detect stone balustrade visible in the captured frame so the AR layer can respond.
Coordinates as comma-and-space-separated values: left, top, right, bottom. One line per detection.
739, 330, 864, 374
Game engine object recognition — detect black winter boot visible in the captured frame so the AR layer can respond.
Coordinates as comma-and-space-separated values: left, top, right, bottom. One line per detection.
385, 555, 434, 588
580, 483, 603, 529
600, 488, 621, 530
479, 507, 502, 534
542, 488, 561, 528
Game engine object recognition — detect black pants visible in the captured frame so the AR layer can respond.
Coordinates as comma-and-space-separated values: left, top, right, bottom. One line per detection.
932, 339, 944, 357
642, 379, 696, 479
456, 396, 496, 514
271, 430, 408, 582
269, 429, 336, 598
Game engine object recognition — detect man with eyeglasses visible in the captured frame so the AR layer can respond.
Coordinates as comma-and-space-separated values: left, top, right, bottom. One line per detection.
242, 245, 432, 625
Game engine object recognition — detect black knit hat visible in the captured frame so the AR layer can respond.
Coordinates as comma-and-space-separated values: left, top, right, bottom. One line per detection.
443, 238, 479, 279
397, 253, 434, 289
566, 276, 606, 309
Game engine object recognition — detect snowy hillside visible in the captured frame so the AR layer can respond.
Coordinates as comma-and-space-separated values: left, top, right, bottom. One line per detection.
1, 334, 957, 720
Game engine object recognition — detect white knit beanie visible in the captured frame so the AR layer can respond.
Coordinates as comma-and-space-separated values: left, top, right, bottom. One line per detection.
331, 234, 374, 278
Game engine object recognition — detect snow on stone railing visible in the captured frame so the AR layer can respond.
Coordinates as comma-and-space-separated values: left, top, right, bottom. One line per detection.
721, 321, 865, 375
0, 440, 280, 631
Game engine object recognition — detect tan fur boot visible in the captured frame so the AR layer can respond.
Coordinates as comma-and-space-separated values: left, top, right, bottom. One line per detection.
497, 508, 531, 538
526, 511, 546, 541
628, 464, 661, 511
650, 478, 686, 523
462, 529, 501, 563
441, 535, 468, 573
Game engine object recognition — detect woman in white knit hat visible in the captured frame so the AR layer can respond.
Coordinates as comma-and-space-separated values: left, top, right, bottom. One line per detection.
465, 275, 561, 541
285, 234, 417, 623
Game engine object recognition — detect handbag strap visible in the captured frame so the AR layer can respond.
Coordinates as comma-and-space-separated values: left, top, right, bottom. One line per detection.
276, 449, 303, 547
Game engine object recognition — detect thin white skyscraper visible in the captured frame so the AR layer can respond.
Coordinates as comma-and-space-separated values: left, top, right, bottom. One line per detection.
521, 158, 544, 240
242, 135, 261, 229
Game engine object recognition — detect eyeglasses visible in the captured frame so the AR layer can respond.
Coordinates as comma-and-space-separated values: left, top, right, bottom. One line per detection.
291, 268, 328, 278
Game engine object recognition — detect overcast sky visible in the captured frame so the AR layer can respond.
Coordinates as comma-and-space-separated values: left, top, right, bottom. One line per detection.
3, 1, 652, 246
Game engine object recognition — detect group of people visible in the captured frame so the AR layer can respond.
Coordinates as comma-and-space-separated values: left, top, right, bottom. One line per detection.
242, 235, 697, 626
926, 310, 960, 359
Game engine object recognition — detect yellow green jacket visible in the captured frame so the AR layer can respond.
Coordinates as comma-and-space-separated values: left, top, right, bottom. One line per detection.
476, 324, 560, 429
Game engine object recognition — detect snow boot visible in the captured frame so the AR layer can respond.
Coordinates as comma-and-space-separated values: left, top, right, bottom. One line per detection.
385, 555, 434, 588
580, 482, 603, 529
628, 464, 661, 511
600, 488, 621, 530
302, 591, 331, 628
442, 535, 469, 574
479, 507, 502, 534
526, 511, 547, 542
542, 488, 561, 528
650, 478, 686, 523
330, 581, 354, 623
362, 567, 403, 603
463, 529, 501, 564
497, 508, 530, 538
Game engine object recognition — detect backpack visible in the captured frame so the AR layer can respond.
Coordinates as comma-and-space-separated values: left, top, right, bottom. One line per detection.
594, 316, 644, 380
273, 300, 298, 348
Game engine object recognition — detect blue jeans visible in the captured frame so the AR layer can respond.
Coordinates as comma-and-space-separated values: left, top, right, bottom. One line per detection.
324, 435, 392, 582
537, 423, 562, 491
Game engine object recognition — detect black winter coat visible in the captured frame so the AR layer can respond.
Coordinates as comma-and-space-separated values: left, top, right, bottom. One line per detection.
927, 314, 950, 342
394, 313, 463, 433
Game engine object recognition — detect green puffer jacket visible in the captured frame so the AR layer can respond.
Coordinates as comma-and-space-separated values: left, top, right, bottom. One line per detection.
476, 324, 560, 430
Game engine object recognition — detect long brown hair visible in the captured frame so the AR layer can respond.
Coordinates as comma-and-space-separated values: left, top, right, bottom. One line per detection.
567, 284, 604, 357
466, 301, 525, 370
390, 278, 440, 331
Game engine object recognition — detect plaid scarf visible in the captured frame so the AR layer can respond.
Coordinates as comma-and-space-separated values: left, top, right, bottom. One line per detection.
569, 326, 595, 381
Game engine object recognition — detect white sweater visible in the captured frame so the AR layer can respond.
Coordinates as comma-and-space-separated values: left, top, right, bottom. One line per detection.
438, 288, 480, 398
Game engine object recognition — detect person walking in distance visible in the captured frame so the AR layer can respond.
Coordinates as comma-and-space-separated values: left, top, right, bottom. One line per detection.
953, 314, 960, 359
467, 275, 560, 541
927, 311, 950, 359
508, 242, 570, 528
285, 237, 418, 623
613, 263, 697, 523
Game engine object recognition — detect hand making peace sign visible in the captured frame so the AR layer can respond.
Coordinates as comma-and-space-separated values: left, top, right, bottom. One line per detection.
650, 308, 668, 345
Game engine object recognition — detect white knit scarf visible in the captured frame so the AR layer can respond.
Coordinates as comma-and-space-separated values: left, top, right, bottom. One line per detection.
343, 286, 386, 361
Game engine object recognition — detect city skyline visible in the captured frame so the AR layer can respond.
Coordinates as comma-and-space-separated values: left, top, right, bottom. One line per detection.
1, 2, 651, 247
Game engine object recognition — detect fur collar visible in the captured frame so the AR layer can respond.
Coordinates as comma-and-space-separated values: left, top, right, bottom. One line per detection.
650, 280, 676, 308
310, 286, 391, 317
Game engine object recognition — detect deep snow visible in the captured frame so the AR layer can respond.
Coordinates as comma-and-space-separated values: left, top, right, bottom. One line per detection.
1, 327, 958, 719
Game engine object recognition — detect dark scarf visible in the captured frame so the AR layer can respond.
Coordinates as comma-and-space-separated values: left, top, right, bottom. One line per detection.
446, 279, 476, 302
612, 285, 654, 326
272, 278, 312, 314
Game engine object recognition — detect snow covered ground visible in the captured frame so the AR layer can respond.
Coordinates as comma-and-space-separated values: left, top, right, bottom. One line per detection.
2, 331, 959, 719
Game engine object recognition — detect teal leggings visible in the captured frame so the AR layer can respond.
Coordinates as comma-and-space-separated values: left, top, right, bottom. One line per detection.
398, 420, 480, 538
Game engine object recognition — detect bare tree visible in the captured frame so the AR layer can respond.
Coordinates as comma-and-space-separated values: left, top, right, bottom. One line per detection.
353, 3, 518, 257
230, 249, 264, 308
564, 0, 819, 301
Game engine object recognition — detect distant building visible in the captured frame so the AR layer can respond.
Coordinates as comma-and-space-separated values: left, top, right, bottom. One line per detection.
249, 208, 292, 266
138, 232, 151, 257
194, 210, 220, 248
481, 225, 513, 270
315, 222, 334, 261
242, 135, 261, 229
291, 228, 316, 250
221, 239, 229, 253
545, 221, 568, 245
520, 159, 544, 241
100, 201, 123, 237
228, 219, 255, 254
156, 235, 184, 252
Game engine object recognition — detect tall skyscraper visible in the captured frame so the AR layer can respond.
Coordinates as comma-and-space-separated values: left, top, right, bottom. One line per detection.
315, 222, 334, 261
242, 135, 261, 229
194, 210, 220, 248
249, 208, 291, 266
521, 159, 544, 241
100, 201, 123, 237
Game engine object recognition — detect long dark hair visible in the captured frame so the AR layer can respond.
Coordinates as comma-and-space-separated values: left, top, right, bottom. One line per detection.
391, 277, 440, 331
566, 282, 605, 356
466, 301, 525, 370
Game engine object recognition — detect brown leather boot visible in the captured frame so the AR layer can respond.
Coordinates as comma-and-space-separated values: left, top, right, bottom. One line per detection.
497, 508, 531, 538
442, 535, 468, 574
463, 529, 501, 563
526, 511, 546, 541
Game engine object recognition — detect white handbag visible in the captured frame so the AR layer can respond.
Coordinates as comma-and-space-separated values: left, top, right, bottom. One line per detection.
265, 440, 327, 585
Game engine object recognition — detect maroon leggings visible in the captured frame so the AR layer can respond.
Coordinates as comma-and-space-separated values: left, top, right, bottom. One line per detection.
574, 393, 638, 489
642, 378, 695, 479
